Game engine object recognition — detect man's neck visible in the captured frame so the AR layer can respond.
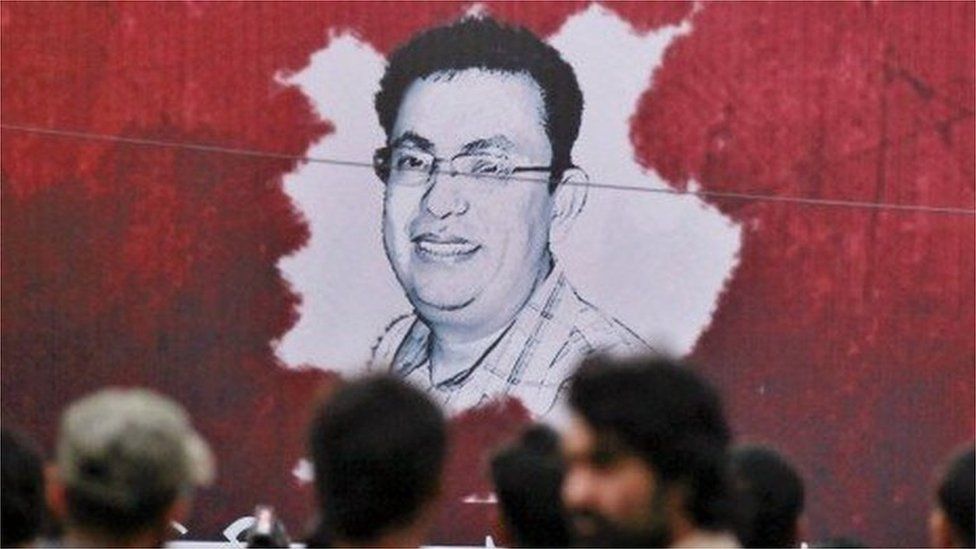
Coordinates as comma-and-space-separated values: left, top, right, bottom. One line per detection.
428, 322, 508, 385
668, 520, 739, 549
335, 524, 427, 548
63, 527, 165, 548
425, 256, 555, 385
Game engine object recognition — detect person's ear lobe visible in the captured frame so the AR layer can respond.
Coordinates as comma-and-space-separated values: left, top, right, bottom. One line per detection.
550, 167, 588, 243
166, 496, 191, 526
795, 514, 810, 547
45, 464, 68, 521
929, 507, 954, 548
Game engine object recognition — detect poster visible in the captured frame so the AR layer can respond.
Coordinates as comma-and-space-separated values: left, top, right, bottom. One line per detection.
2, 2, 973, 545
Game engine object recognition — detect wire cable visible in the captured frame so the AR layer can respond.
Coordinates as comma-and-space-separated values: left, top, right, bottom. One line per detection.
2, 122, 973, 216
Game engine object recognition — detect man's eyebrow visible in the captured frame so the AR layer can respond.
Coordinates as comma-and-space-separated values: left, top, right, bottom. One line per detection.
589, 433, 633, 465
390, 131, 434, 151
459, 135, 516, 155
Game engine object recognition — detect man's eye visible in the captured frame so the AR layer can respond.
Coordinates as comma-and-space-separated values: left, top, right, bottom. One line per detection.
472, 162, 502, 174
394, 152, 430, 170
590, 449, 619, 469
461, 157, 508, 175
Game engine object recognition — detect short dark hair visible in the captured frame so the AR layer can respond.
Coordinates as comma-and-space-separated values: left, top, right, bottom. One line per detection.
308, 375, 446, 544
937, 445, 974, 547
730, 445, 805, 547
491, 425, 571, 547
375, 16, 584, 185
568, 355, 733, 530
64, 486, 176, 539
2, 430, 46, 547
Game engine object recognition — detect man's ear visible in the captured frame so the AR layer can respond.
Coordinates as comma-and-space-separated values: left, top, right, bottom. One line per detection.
166, 496, 191, 527
795, 514, 810, 547
929, 507, 954, 548
493, 503, 515, 549
45, 464, 68, 522
550, 167, 589, 244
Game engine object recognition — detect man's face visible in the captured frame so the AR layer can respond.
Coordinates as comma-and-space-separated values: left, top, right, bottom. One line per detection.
562, 414, 670, 547
382, 69, 556, 338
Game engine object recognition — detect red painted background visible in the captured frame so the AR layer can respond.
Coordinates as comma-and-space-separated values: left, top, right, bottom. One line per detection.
2, 2, 973, 545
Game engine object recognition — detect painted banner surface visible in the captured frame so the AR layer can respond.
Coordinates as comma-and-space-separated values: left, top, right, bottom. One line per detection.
2, 2, 973, 545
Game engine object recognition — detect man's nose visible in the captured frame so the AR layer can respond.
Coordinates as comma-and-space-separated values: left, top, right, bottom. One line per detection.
421, 171, 470, 219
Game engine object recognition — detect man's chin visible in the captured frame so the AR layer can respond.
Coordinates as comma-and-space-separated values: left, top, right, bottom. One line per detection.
570, 517, 670, 548
407, 284, 480, 315
413, 292, 475, 312
573, 529, 670, 548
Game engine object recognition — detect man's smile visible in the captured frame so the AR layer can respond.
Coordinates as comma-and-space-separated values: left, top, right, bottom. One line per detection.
412, 232, 482, 262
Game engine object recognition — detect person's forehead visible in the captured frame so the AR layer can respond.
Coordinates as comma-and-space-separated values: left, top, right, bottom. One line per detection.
563, 415, 647, 464
391, 69, 550, 157
563, 414, 598, 455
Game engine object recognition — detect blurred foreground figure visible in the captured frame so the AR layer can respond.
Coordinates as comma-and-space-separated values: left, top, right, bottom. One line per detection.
2, 430, 46, 547
929, 445, 974, 548
730, 445, 805, 547
306, 375, 446, 548
491, 425, 571, 547
563, 355, 739, 547
47, 388, 214, 548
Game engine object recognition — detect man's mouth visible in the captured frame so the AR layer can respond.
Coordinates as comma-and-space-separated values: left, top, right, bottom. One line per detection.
412, 233, 481, 262
570, 512, 602, 537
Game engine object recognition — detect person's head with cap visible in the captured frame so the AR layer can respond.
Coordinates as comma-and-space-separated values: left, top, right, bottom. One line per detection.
48, 387, 214, 548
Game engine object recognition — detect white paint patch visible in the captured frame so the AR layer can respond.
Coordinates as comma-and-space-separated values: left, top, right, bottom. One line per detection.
275, 34, 408, 371
275, 5, 740, 374
291, 458, 314, 484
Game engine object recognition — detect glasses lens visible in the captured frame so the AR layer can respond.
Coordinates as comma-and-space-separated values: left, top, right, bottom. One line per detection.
389, 148, 433, 185
451, 155, 513, 182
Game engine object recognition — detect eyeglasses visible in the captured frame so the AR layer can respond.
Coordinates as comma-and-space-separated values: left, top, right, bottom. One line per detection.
373, 146, 557, 188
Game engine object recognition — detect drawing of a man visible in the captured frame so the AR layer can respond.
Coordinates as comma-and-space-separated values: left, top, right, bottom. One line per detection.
370, 16, 649, 416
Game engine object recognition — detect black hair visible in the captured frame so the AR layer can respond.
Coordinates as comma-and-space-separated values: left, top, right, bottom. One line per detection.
64, 485, 178, 540
937, 445, 975, 547
375, 16, 584, 187
730, 444, 805, 547
490, 424, 571, 547
568, 355, 734, 531
2, 430, 46, 547
307, 375, 446, 545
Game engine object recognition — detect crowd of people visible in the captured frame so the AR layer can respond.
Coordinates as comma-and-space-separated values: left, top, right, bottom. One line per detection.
2, 354, 973, 548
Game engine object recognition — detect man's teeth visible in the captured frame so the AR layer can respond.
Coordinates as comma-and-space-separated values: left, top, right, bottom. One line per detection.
416, 240, 479, 256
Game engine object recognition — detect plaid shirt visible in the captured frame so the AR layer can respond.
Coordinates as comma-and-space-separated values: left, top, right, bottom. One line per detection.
370, 269, 650, 417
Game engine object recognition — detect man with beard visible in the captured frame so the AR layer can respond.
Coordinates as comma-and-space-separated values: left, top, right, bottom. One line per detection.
562, 355, 739, 547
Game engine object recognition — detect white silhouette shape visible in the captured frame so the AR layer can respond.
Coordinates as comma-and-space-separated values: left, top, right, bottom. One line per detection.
275, 5, 741, 376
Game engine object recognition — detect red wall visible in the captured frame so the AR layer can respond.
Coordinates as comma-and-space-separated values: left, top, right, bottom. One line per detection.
2, 2, 973, 545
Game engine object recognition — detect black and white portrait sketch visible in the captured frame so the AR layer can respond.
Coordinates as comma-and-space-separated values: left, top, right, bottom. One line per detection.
367, 18, 650, 416
276, 5, 742, 418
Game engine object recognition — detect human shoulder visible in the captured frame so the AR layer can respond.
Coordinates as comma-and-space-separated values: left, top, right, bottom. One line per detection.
507, 274, 650, 403
561, 281, 651, 356
369, 312, 419, 370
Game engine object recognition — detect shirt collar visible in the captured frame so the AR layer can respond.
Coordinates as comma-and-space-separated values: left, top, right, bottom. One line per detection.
391, 264, 568, 391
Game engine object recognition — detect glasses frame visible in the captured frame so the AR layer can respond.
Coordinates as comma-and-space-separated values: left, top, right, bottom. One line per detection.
373, 146, 560, 187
